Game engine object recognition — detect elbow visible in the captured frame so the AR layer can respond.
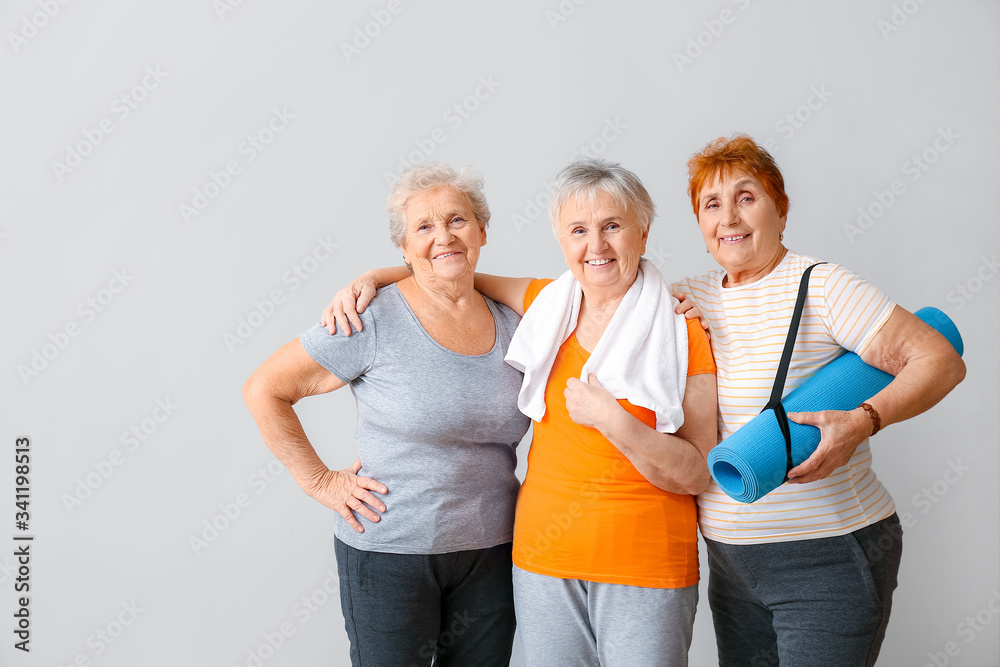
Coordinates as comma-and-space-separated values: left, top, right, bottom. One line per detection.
243, 372, 262, 411
660, 459, 711, 496
684, 466, 712, 496
937, 346, 967, 393
683, 436, 716, 495
952, 355, 967, 388
244, 369, 297, 414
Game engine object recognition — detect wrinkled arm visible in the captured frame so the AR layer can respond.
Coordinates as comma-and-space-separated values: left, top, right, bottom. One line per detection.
788, 306, 966, 483
473, 273, 534, 316
242, 338, 388, 531
321, 266, 411, 335
566, 373, 718, 495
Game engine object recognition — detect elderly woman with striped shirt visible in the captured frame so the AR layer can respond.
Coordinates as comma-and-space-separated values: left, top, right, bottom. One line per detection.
672, 134, 965, 667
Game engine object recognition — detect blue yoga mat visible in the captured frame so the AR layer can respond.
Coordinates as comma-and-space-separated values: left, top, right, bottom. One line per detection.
707, 307, 964, 503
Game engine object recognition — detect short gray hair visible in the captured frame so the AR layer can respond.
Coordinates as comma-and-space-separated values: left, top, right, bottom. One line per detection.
548, 158, 655, 236
387, 163, 491, 246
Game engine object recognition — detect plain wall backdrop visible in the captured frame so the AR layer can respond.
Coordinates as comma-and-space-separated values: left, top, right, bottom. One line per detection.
1, 1, 997, 666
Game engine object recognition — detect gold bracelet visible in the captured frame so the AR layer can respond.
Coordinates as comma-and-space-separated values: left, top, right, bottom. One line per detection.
859, 402, 881, 436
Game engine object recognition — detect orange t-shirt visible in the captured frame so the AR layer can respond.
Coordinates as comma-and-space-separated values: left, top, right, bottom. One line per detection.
512, 279, 716, 588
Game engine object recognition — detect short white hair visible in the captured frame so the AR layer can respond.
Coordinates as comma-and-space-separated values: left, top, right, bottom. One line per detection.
387, 163, 490, 246
548, 158, 655, 236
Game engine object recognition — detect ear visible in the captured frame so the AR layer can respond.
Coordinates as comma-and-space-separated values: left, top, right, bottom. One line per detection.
399, 238, 412, 266
479, 221, 487, 247
639, 222, 650, 255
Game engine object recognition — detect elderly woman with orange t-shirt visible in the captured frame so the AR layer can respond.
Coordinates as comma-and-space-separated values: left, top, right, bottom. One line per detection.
323, 159, 718, 666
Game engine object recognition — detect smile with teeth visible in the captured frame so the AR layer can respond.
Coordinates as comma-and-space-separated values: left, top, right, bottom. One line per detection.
721, 234, 749, 243
586, 258, 614, 266
434, 252, 460, 259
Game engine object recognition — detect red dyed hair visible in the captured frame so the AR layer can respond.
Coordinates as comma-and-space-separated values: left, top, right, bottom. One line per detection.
686, 134, 789, 218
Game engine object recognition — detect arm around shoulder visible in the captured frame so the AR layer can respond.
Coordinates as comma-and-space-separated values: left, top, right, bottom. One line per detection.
322, 265, 411, 336
473, 273, 535, 316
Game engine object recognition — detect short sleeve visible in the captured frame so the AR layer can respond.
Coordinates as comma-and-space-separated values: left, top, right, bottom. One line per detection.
685, 318, 716, 376
819, 264, 896, 355
298, 308, 377, 383
523, 278, 555, 312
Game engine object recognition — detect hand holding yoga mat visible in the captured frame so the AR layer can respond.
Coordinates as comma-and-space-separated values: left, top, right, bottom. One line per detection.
708, 307, 964, 504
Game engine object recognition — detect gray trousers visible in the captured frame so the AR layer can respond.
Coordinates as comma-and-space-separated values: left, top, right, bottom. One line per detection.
706, 513, 903, 667
512, 565, 698, 667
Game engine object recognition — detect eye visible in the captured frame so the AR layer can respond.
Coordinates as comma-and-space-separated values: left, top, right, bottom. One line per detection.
606, 222, 621, 231
417, 223, 432, 232
571, 227, 586, 235
704, 201, 719, 211
739, 193, 754, 203
450, 216, 467, 226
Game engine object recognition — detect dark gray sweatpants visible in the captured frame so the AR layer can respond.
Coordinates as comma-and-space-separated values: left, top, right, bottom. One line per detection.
706, 513, 903, 667
334, 538, 516, 667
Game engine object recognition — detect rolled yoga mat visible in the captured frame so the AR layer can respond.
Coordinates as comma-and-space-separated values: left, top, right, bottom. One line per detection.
708, 307, 964, 503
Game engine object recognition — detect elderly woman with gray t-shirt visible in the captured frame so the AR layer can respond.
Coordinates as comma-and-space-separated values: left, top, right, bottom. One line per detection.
242, 163, 529, 667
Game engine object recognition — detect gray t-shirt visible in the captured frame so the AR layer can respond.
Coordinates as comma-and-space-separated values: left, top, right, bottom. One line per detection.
300, 284, 530, 554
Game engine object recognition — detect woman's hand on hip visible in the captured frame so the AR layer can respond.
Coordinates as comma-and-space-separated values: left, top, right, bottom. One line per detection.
321, 274, 378, 336
305, 460, 387, 532
785, 408, 872, 484
565, 374, 622, 431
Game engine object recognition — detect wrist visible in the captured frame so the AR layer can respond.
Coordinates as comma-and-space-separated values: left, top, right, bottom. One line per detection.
598, 401, 629, 437
294, 463, 331, 494
858, 402, 881, 436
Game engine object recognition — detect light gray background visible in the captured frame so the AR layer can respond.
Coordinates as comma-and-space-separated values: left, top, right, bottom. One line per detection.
1, 1, 998, 666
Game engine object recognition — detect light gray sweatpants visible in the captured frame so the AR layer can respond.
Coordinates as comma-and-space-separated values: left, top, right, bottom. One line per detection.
512, 565, 698, 667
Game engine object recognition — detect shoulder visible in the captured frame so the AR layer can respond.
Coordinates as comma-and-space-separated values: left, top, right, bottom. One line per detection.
523, 278, 555, 311
684, 317, 716, 375
301, 286, 403, 356
482, 294, 521, 334
671, 269, 724, 301
358, 284, 408, 326
782, 251, 877, 292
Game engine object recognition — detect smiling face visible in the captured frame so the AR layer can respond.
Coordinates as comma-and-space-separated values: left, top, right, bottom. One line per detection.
400, 186, 486, 285
697, 171, 787, 287
557, 189, 648, 299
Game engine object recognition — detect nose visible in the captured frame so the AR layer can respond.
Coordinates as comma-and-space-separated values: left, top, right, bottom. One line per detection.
433, 222, 456, 244
722, 201, 740, 227
588, 231, 608, 254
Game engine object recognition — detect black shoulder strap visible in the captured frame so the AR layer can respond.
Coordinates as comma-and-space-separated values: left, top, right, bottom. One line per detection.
761, 262, 826, 482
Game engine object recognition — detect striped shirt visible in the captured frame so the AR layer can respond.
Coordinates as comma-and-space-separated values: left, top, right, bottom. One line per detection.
672, 251, 897, 544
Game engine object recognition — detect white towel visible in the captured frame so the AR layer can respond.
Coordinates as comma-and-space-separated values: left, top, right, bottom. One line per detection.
505, 259, 688, 433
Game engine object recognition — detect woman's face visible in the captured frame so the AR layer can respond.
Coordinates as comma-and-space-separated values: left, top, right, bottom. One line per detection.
556, 189, 648, 297
400, 186, 486, 283
696, 171, 787, 284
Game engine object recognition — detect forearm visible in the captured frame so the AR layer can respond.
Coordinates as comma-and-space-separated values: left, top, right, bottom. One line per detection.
862, 347, 966, 433
597, 408, 711, 495
473, 273, 534, 315
366, 265, 411, 287
786, 327, 966, 482
243, 386, 328, 491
